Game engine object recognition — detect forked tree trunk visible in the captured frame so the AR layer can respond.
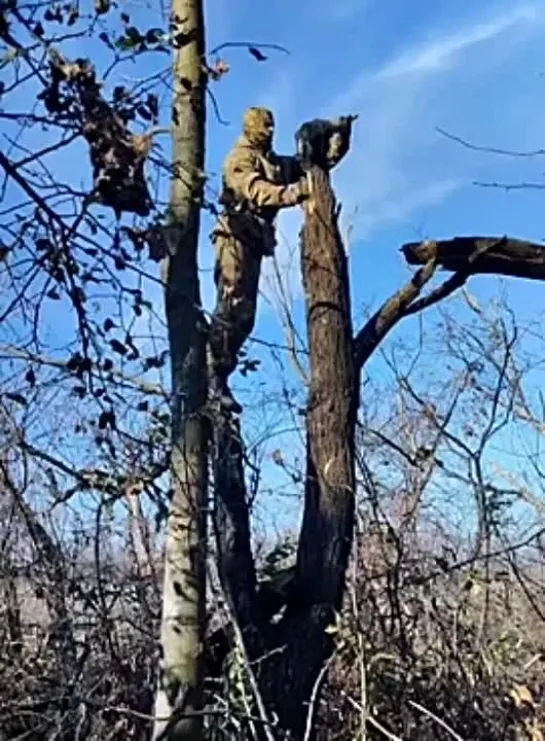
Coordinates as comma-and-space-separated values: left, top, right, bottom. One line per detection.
153, 0, 208, 739
259, 167, 358, 737
213, 167, 359, 739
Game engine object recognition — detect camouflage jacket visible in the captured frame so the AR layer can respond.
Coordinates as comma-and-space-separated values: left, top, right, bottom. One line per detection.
212, 135, 303, 252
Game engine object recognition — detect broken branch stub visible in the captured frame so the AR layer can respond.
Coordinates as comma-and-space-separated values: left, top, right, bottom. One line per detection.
402, 236, 545, 281
40, 52, 153, 218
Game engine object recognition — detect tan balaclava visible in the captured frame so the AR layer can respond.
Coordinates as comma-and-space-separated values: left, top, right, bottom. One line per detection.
243, 107, 274, 152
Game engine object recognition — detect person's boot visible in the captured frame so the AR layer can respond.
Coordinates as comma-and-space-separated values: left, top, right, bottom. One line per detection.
208, 372, 242, 416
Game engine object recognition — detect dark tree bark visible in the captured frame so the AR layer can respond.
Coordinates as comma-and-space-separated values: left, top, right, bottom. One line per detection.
353, 235, 545, 370
260, 167, 358, 737
213, 167, 358, 739
209, 121, 545, 741
295, 167, 358, 609
212, 417, 262, 637
402, 236, 545, 280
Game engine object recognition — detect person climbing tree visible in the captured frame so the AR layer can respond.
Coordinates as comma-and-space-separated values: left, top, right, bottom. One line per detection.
207, 106, 309, 413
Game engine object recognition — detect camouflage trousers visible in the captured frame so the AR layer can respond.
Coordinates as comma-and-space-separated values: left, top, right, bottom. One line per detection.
208, 231, 263, 379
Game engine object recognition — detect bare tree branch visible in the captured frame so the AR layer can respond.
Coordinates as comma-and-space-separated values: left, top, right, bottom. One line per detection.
436, 126, 545, 158
402, 236, 545, 281
353, 257, 437, 370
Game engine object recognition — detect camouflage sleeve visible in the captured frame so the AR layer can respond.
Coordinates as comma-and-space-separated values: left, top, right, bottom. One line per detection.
225, 149, 304, 209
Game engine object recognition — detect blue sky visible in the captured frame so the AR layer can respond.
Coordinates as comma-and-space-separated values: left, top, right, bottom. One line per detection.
2, 0, 545, 536
202, 0, 545, 309
3, 0, 545, 341
164, 0, 545, 342
199, 0, 545, 530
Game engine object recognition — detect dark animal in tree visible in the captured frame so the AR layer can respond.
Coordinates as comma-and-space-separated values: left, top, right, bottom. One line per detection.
294, 114, 358, 171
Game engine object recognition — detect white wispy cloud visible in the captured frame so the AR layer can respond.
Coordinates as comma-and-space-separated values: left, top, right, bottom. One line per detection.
377, 4, 540, 79
319, 2, 545, 246
326, 3, 544, 114
258, 2, 545, 312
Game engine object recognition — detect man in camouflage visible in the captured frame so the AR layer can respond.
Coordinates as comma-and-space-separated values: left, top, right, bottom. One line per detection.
208, 107, 309, 413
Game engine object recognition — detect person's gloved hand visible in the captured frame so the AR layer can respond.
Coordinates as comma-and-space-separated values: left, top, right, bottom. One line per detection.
286, 177, 310, 205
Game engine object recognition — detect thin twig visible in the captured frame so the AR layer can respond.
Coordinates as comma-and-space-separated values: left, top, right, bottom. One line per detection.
271, 253, 309, 385
209, 561, 276, 741
208, 41, 289, 56
436, 126, 545, 158
408, 700, 466, 740
402, 270, 467, 316
302, 659, 332, 741
344, 695, 403, 741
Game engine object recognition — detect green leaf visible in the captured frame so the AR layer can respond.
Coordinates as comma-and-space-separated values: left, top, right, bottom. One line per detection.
126, 25, 142, 40
143, 354, 166, 369
67, 7, 78, 25
1, 48, 21, 63
99, 31, 113, 48
137, 103, 152, 121
147, 94, 158, 119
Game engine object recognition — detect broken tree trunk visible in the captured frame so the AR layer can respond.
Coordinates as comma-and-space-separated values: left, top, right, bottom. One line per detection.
252, 167, 359, 738
402, 236, 545, 280
296, 166, 357, 611
211, 166, 358, 739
